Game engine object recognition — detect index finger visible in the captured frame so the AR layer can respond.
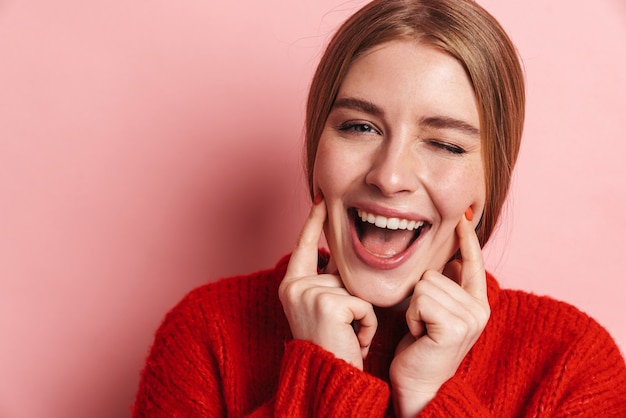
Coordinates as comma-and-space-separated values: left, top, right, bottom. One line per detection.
285, 197, 327, 279
455, 207, 487, 300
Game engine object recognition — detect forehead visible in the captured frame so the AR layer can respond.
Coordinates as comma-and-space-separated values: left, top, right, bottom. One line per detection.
337, 40, 479, 129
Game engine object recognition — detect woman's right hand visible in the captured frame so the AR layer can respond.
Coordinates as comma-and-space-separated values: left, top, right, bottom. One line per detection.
278, 197, 378, 370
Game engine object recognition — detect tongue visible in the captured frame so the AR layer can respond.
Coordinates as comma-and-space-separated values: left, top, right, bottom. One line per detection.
359, 222, 415, 257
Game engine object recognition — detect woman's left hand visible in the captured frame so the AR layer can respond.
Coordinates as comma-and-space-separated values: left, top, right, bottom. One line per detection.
389, 211, 491, 417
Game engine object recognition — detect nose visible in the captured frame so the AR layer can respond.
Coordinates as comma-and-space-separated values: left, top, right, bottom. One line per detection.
365, 139, 419, 196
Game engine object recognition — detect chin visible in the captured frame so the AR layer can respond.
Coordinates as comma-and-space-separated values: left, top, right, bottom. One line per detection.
331, 239, 456, 309
338, 263, 417, 308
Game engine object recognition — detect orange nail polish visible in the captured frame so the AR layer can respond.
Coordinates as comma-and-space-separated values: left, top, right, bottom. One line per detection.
313, 193, 323, 205
464, 207, 474, 221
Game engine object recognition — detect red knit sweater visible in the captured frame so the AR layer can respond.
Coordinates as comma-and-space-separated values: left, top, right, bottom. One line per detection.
133, 253, 626, 417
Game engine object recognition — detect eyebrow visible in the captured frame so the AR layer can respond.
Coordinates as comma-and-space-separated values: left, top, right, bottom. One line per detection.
419, 116, 481, 137
332, 97, 384, 117
331, 96, 480, 137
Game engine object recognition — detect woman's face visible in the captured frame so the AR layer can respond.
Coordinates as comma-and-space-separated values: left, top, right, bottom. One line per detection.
313, 40, 486, 308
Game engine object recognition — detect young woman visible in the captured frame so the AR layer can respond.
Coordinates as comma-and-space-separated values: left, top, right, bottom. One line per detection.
133, 0, 626, 416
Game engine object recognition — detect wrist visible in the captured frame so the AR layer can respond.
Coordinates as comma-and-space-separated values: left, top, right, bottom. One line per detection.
392, 386, 437, 418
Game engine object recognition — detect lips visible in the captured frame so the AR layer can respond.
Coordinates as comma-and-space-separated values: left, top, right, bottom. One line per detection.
349, 207, 430, 269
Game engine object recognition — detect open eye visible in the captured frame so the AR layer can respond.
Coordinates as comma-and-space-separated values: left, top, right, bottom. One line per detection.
337, 122, 381, 135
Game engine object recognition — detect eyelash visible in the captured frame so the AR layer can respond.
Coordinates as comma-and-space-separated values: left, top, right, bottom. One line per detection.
336, 122, 466, 155
337, 122, 381, 135
429, 140, 466, 155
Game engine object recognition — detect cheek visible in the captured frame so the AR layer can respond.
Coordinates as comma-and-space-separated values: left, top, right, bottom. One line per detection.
312, 138, 336, 194
312, 139, 349, 255
428, 160, 486, 219
313, 136, 362, 197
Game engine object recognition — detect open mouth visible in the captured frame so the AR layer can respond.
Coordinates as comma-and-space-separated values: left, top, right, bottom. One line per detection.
352, 208, 429, 259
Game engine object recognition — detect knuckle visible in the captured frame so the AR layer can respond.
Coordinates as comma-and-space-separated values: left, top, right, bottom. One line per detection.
478, 306, 491, 326
313, 292, 337, 315
472, 301, 490, 323
421, 270, 439, 283
412, 292, 430, 308
279, 278, 304, 302
464, 314, 480, 332
449, 320, 470, 340
278, 280, 289, 300
413, 278, 433, 295
278, 286, 291, 305
301, 285, 319, 303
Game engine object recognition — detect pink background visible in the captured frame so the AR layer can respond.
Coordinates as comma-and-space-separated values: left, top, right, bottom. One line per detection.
1, 1, 625, 417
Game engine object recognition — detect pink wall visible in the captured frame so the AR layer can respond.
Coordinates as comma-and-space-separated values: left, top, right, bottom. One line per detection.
1, 1, 624, 417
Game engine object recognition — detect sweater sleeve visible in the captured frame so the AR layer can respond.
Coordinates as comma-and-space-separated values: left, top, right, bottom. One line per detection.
273, 340, 390, 417
132, 277, 389, 418
418, 313, 626, 417
132, 296, 228, 418
525, 317, 626, 417
416, 376, 491, 417
133, 317, 391, 417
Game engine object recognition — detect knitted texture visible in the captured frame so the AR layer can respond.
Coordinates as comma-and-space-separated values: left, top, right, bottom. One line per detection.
133, 253, 626, 417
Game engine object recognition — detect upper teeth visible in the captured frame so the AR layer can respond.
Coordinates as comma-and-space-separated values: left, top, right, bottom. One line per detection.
357, 209, 424, 231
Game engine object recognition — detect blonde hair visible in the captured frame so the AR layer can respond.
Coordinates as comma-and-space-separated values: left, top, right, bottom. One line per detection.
305, 0, 525, 247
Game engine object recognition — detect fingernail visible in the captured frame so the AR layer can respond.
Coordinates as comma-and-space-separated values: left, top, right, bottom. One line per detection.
313, 192, 323, 205
464, 207, 474, 221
